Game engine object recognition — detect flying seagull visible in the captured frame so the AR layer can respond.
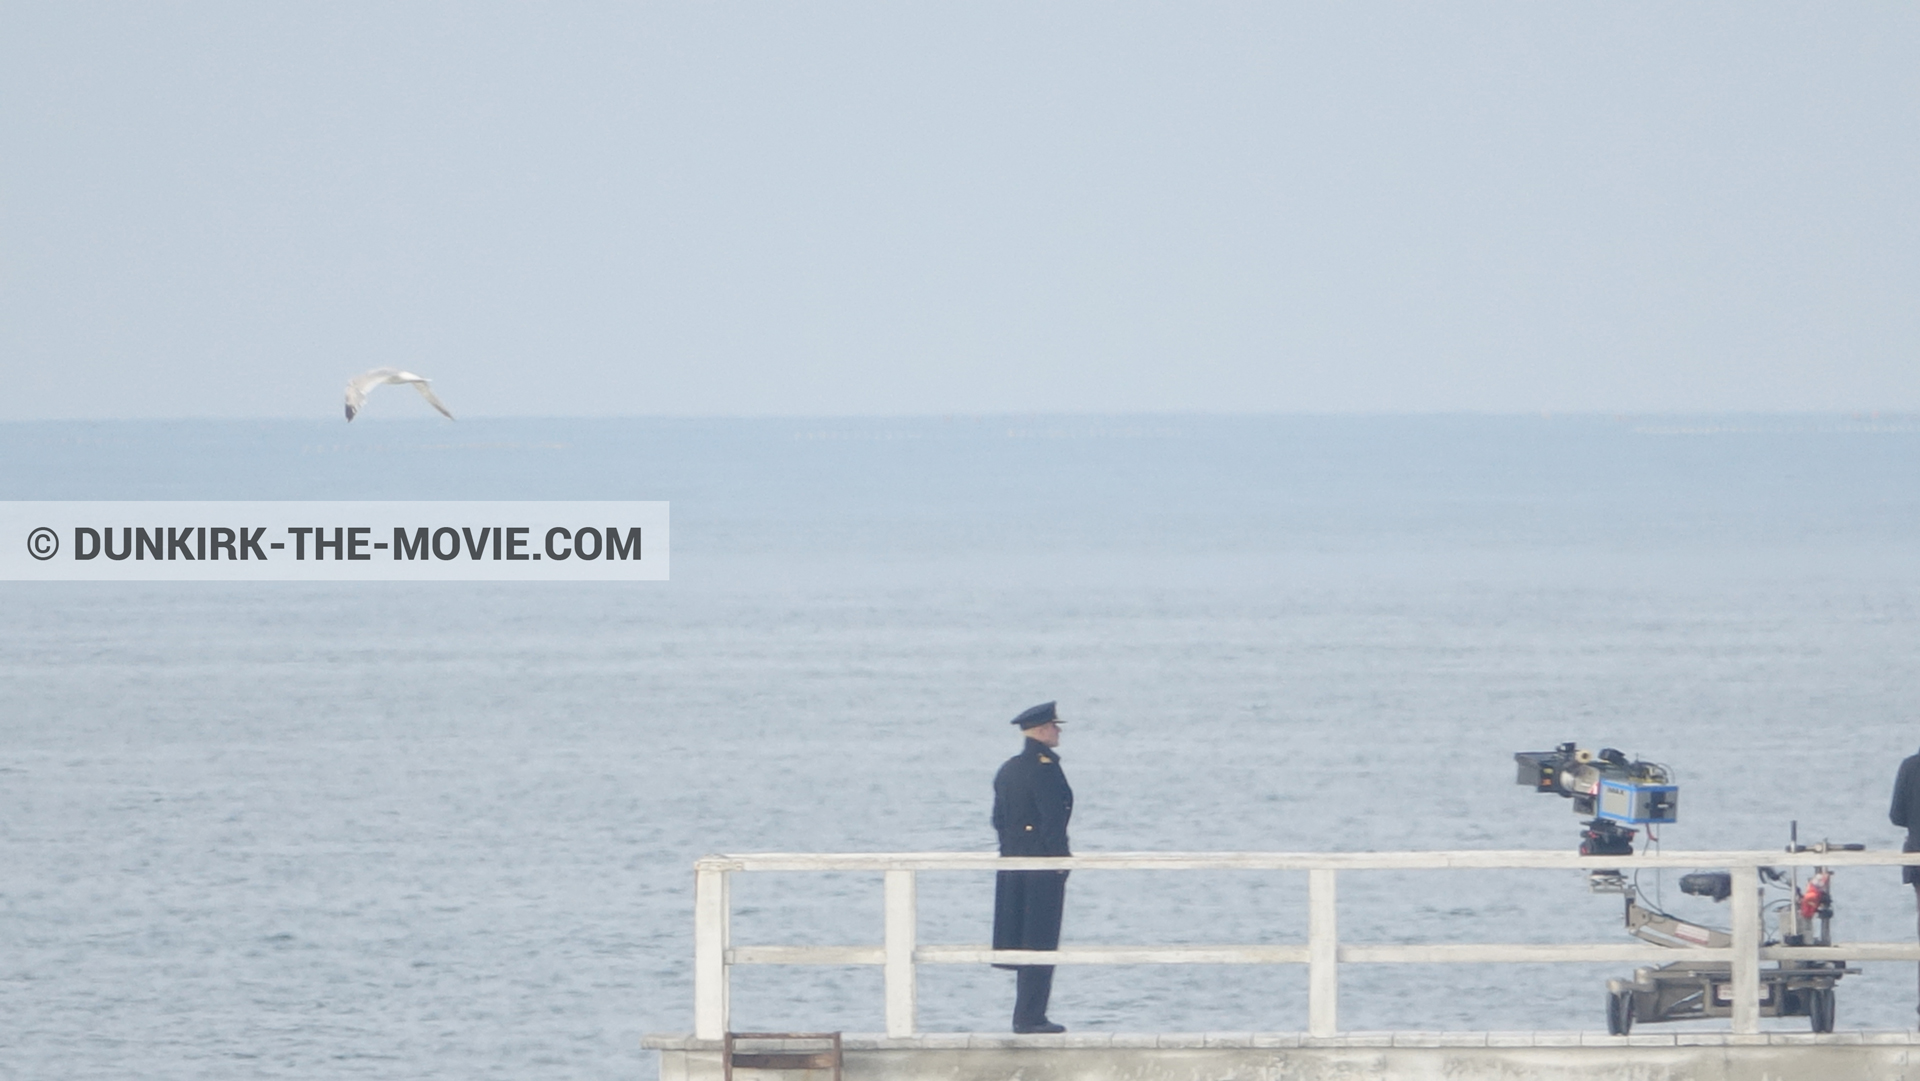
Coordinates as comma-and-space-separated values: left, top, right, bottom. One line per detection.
343, 368, 455, 422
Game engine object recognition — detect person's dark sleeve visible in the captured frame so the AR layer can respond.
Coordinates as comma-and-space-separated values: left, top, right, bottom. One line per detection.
1034, 769, 1071, 855
1894, 758, 1918, 828
991, 762, 1008, 835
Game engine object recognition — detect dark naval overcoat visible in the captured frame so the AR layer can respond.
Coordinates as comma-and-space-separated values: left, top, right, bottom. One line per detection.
992, 737, 1073, 963
1890, 747, 1920, 884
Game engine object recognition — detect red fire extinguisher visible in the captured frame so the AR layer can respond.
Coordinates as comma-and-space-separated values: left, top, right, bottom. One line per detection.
1798, 870, 1831, 922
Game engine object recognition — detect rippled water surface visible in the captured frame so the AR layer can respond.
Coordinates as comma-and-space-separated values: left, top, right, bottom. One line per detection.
3, 416, 1918, 1079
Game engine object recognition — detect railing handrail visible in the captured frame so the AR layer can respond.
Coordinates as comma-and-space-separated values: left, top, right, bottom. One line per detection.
689, 848, 1920, 1042
697, 848, 1920, 872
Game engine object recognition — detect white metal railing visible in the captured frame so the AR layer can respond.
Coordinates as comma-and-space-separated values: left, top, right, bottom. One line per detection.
690, 850, 1920, 1039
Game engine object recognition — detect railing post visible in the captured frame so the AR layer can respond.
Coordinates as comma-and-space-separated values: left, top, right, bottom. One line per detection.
1729, 863, 1760, 1034
1308, 868, 1337, 1037
884, 869, 918, 1037
694, 863, 731, 1040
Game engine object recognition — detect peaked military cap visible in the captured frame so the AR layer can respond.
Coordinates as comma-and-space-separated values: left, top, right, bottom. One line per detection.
1011, 701, 1059, 729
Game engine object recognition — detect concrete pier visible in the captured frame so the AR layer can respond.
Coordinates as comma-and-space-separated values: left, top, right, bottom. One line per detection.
646, 1030, 1920, 1081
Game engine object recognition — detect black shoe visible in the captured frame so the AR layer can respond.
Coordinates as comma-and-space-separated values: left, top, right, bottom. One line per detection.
1013, 1021, 1066, 1034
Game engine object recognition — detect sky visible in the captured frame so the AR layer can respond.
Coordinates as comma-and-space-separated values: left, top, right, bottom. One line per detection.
3, 3, 1916, 420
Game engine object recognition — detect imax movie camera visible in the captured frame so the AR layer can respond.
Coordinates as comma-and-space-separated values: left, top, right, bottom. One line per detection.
1514, 742, 1677, 856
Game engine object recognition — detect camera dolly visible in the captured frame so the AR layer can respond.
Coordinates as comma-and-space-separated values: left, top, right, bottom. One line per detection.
1592, 837, 1862, 1035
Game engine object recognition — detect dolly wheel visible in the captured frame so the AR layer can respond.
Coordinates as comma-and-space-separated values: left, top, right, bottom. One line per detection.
1808, 988, 1835, 1033
1606, 990, 1634, 1036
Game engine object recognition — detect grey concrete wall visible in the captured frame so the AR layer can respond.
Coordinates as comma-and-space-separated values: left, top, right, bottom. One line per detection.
647, 1032, 1920, 1081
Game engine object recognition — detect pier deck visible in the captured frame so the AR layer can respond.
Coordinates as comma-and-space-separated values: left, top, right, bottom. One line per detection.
647, 1030, 1920, 1080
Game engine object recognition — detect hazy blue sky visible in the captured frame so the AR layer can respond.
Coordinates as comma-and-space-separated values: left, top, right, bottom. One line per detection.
4, 3, 1915, 420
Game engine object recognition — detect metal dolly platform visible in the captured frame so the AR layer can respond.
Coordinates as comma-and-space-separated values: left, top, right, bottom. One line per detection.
1597, 839, 1863, 1035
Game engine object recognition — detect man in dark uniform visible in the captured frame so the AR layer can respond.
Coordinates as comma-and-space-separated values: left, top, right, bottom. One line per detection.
1891, 747, 1920, 1017
992, 701, 1073, 1034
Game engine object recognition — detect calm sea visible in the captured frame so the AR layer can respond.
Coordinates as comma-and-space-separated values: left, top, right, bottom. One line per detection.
3, 415, 1918, 1079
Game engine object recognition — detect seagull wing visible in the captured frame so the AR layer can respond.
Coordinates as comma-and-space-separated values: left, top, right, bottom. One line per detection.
342, 370, 391, 422
409, 380, 455, 420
